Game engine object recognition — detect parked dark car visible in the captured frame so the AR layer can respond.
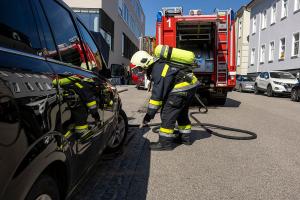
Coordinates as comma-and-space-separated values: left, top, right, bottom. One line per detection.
0, 0, 128, 200
291, 83, 300, 102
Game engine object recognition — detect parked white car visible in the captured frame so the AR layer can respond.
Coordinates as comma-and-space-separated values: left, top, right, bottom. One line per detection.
254, 71, 298, 97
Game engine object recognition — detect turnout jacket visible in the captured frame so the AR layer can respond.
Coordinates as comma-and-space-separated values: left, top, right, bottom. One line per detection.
147, 60, 200, 119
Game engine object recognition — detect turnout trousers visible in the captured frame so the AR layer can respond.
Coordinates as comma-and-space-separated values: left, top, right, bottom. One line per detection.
159, 88, 196, 138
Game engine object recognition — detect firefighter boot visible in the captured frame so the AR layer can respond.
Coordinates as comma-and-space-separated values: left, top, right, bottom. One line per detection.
181, 133, 192, 145
150, 135, 175, 151
173, 130, 182, 144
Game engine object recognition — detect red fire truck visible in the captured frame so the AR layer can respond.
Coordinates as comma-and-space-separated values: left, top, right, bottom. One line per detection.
156, 7, 236, 104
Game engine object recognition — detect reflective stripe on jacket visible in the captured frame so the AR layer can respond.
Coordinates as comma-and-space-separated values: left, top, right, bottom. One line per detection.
147, 61, 199, 119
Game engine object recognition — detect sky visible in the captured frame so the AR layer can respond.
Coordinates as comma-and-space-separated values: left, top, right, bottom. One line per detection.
140, 0, 250, 36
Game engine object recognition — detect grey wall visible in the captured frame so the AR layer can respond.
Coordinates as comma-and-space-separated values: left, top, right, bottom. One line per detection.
248, 0, 300, 74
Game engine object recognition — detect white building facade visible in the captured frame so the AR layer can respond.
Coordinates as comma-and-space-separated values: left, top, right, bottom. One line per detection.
235, 6, 251, 75
247, 0, 300, 76
63, 0, 145, 68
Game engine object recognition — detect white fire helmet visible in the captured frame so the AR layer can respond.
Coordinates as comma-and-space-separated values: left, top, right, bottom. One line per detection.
130, 51, 157, 69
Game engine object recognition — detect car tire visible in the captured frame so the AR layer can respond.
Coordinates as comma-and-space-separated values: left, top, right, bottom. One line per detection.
254, 84, 260, 95
267, 85, 273, 97
238, 84, 243, 93
26, 175, 60, 200
291, 89, 299, 102
105, 109, 128, 153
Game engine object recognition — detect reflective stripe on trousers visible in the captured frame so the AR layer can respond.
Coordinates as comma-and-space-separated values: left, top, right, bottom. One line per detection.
178, 124, 192, 134
74, 124, 89, 133
159, 127, 175, 138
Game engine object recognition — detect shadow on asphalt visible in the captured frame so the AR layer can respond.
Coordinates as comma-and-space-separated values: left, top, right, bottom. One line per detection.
72, 127, 151, 200
71, 127, 214, 199
206, 98, 241, 109
223, 98, 241, 107
190, 130, 212, 145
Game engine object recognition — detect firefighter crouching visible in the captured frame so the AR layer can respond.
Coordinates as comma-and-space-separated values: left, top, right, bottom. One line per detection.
53, 75, 100, 140
130, 45, 200, 151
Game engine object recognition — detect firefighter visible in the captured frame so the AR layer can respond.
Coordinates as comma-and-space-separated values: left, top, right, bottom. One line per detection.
53, 75, 100, 140
131, 50, 200, 151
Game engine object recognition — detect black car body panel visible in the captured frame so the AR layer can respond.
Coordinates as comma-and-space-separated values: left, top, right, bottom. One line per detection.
0, 49, 71, 200
0, 0, 122, 199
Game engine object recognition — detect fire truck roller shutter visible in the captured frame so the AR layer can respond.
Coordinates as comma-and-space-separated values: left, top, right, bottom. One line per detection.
154, 45, 195, 65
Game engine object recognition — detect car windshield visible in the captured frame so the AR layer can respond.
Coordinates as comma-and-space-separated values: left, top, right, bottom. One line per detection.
270, 72, 295, 79
241, 76, 253, 81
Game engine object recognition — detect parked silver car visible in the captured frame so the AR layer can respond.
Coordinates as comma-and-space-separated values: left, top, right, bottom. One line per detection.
235, 75, 255, 92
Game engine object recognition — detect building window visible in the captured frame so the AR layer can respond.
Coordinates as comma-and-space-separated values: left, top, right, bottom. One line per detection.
261, 10, 267, 29
251, 48, 255, 65
271, 3, 277, 24
100, 29, 112, 51
279, 38, 286, 60
260, 45, 266, 63
122, 33, 138, 59
118, 0, 123, 15
238, 20, 242, 38
130, 0, 144, 23
269, 41, 275, 61
237, 50, 241, 66
252, 16, 257, 34
282, 0, 288, 19
75, 9, 100, 32
292, 33, 299, 56
118, 1, 142, 38
295, 0, 300, 11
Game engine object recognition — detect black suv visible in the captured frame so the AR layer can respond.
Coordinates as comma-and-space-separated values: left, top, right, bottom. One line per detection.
0, 0, 128, 199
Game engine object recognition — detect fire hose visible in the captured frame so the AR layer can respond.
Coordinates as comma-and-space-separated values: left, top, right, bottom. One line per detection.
124, 91, 257, 140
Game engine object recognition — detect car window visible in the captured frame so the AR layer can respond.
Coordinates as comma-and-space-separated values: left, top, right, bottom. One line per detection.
242, 76, 253, 81
77, 21, 103, 71
265, 73, 269, 79
131, 66, 143, 75
31, 0, 58, 60
0, 0, 42, 56
259, 73, 265, 78
270, 72, 295, 79
41, 0, 84, 68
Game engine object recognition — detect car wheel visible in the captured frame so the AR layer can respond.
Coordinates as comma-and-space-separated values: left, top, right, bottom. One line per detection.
26, 175, 60, 200
254, 84, 260, 95
238, 84, 243, 92
291, 89, 299, 102
267, 85, 273, 97
105, 109, 128, 153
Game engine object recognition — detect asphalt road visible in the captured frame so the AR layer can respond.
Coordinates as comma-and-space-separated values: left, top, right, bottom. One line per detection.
75, 86, 300, 200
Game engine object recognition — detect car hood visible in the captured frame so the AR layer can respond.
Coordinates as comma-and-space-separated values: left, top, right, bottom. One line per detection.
271, 78, 298, 84
241, 81, 255, 85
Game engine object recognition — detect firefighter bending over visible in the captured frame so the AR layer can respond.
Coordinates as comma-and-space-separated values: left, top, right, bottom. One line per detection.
53, 75, 100, 140
130, 45, 200, 151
